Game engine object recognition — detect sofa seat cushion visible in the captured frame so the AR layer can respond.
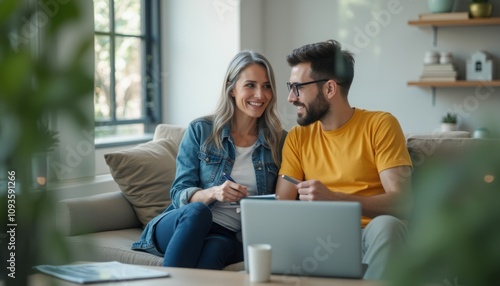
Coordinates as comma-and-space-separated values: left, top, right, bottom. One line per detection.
66, 228, 163, 266
65, 228, 245, 271
104, 139, 179, 227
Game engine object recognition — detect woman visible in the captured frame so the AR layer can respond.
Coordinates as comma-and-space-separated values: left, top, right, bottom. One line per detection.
132, 50, 286, 270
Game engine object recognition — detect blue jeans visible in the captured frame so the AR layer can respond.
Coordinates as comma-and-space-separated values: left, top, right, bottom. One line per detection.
153, 202, 244, 269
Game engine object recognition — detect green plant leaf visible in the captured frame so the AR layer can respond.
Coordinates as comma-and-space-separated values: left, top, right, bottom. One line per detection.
0, 0, 21, 23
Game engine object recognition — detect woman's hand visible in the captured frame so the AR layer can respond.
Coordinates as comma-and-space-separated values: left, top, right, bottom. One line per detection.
189, 181, 249, 205
211, 180, 248, 202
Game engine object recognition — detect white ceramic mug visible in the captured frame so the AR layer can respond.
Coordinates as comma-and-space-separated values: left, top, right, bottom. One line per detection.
248, 244, 272, 282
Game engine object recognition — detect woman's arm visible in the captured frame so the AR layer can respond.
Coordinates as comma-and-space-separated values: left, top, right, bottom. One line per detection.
169, 121, 248, 208
168, 122, 203, 208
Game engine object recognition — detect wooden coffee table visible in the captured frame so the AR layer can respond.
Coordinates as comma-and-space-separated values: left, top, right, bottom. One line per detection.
23, 264, 381, 286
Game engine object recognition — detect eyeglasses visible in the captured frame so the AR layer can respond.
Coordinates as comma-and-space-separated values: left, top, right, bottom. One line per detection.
286, 79, 329, 97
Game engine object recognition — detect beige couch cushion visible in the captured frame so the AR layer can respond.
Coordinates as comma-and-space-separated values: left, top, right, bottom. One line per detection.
152, 124, 186, 145
104, 139, 178, 227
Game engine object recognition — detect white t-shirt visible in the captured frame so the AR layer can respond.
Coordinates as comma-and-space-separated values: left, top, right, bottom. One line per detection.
212, 144, 257, 232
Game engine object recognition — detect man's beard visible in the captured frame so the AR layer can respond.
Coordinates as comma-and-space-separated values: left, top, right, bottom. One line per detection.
296, 91, 329, 126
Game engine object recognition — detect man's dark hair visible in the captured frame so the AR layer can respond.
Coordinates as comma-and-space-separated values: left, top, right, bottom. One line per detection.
287, 40, 355, 94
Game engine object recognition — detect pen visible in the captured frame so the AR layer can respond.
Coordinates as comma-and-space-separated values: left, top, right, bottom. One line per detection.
223, 172, 240, 206
222, 172, 236, 183
281, 174, 300, 184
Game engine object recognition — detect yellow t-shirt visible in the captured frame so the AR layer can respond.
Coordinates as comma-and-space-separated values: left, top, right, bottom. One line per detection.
279, 108, 412, 227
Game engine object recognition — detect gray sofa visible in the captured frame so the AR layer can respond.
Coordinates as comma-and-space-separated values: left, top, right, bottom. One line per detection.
58, 124, 244, 270
57, 125, 476, 271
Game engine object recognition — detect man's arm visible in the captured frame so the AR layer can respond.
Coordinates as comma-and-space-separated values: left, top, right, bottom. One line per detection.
349, 166, 412, 219
275, 175, 299, 200
291, 166, 412, 219
376, 165, 412, 218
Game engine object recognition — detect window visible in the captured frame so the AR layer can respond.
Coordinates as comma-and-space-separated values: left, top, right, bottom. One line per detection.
93, 0, 161, 147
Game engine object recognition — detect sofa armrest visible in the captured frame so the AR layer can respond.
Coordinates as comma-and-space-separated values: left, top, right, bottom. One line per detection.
57, 191, 141, 236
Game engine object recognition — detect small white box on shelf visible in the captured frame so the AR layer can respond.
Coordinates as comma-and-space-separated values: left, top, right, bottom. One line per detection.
466, 51, 493, 81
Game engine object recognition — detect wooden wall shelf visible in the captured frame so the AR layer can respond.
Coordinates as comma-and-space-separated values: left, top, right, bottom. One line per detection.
408, 17, 500, 27
407, 16, 500, 105
408, 80, 500, 87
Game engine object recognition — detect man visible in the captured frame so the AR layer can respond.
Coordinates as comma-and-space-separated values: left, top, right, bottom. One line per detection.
276, 39, 413, 280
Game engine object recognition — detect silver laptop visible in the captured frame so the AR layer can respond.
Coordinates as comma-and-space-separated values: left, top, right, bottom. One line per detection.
240, 200, 363, 279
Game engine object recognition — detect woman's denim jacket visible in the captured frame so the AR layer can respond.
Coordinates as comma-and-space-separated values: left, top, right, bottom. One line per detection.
132, 117, 287, 255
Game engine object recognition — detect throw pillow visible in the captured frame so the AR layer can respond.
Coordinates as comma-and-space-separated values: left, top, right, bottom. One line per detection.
104, 139, 178, 227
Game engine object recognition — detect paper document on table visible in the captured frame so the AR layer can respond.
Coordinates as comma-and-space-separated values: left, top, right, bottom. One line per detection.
34, 261, 170, 284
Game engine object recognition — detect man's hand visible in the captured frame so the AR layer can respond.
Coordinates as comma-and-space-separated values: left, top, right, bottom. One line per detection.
297, 180, 338, 201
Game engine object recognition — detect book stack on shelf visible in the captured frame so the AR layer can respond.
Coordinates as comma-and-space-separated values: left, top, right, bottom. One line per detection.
420, 63, 458, 82
420, 50, 457, 82
418, 12, 469, 21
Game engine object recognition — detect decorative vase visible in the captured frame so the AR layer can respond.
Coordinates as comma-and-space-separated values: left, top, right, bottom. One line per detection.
473, 128, 490, 138
441, 123, 457, 132
428, 0, 455, 13
469, 3, 493, 18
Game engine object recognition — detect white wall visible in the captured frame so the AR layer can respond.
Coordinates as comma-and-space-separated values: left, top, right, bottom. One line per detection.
241, 0, 500, 136
240, 0, 264, 53
161, 0, 240, 127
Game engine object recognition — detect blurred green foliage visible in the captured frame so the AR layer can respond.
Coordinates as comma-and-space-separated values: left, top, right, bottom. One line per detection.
387, 140, 500, 286
1, 0, 92, 164
1, 0, 93, 284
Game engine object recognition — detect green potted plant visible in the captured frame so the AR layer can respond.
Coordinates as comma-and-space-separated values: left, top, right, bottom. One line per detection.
469, 0, 493, 18
441, 112, 458, 132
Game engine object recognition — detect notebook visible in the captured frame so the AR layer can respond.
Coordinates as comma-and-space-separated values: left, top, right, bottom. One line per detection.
241, 200, 363, 279
34, 261, 170, 283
